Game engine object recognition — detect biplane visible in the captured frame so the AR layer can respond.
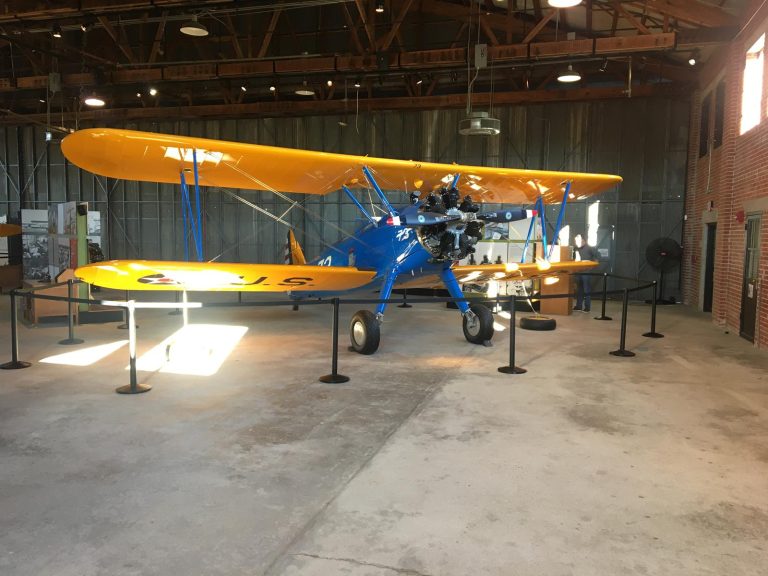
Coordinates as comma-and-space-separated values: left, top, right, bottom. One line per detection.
61, 128, 621, 354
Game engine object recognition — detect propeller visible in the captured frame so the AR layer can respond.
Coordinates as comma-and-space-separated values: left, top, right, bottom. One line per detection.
477, 209, 537, 223
386, 212, 462, 227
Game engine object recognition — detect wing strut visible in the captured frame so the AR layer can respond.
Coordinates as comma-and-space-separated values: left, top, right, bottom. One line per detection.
548, 181, 571, 259
179, 153, 204, 262
362, 166, 397, 217
520, 182, 572, 264
342, 185, 377, 225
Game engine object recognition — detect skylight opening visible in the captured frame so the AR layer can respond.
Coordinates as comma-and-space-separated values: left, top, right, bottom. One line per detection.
740, 33, 765, 135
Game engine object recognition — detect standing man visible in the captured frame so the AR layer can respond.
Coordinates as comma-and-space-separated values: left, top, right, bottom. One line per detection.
573, 233, 598, 312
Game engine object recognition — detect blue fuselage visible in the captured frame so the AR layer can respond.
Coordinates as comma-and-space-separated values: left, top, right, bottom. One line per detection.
309, 203, 445, 293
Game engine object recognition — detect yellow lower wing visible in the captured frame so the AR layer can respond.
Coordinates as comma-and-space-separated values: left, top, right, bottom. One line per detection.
76, 260, 375, 292
397, 260, 598, 289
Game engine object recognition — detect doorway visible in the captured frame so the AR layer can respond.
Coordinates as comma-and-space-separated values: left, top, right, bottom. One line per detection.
703, 223, 717, 313
740, 215, 761, 342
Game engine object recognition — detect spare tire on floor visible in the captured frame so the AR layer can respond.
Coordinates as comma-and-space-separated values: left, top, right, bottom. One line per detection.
520, 315, 557, 331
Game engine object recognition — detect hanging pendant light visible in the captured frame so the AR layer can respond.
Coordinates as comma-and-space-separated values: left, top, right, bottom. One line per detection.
295, 80, 315, 96
557, 64, 581, 83
83, 92, 105, 107
548, 0, 581, 7
180, 16, 209, 37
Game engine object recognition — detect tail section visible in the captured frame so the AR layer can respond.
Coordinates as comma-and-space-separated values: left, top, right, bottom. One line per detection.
284, 229, 306, 265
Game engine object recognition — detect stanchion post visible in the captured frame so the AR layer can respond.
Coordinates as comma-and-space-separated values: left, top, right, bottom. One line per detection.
319, 298, 350, 384
169, 290, 182, 315
594, 272, 612, 321
59, 279, 84, 345
398, 289, 412, 308
498, 295, 526, 374
610, 288, 635, 357
1, 291, 31, 370
118, 290, 130, 329
643, 280, 664, 338
182, 290, 189, 327
116, 300, 151, 394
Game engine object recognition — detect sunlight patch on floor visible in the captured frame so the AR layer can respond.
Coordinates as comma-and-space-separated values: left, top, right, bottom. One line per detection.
133, 324, 248, 376
40, 340, 129, 367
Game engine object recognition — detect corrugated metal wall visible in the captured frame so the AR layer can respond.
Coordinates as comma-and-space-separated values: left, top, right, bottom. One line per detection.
0, 96, 688, 296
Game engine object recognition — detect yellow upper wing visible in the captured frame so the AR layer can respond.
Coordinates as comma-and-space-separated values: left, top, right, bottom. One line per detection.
396, 260, 597, 289
61, 128, 621, 205
76, 260, 375, 292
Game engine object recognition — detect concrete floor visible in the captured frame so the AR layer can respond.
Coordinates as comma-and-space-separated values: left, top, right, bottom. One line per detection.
0, 292, 767, 576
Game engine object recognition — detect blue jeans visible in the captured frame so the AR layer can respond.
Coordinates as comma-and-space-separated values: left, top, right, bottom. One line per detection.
575, 274, 591, 310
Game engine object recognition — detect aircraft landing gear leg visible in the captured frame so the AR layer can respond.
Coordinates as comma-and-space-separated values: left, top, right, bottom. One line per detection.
349, 268, 398, 355
439, 267, 494, 346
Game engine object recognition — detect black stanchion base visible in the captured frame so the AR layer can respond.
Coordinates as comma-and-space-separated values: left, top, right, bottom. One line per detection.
594, 315, 613, 321
397, 303, 412, 308
319, 374, 350, 384
117, 324, 138, 330
58, 338, 84, 345
292, 304, 300, 311
116, 383, 152, 394
0, 360, 32, 370
609, 349, 636, 357
168, 310, 182, 316
498, 366, 527, 374
643, 332, 664, 338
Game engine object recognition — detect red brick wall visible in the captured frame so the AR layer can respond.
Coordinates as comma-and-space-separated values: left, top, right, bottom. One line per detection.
683, 5, 768, 347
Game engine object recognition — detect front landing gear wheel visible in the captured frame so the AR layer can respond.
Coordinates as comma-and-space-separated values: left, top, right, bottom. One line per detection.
349, 310, 380, 355
463, 303, 494, 344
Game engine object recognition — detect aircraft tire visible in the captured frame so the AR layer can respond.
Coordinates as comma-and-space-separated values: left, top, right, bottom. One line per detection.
463, 303, 494, 344
350, 310, 380, 355
519, 315, 557, 331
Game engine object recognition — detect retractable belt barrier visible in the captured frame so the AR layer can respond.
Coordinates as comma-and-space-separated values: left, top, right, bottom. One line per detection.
1, 275, 662, 393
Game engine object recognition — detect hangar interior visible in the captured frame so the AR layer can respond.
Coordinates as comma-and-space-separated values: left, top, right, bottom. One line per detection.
1, 1, 767, 575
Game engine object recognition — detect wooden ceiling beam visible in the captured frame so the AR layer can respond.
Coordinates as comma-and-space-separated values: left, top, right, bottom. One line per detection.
631, 0, 737, 28
0, 83, 685, 125
379, 0, 414, 51
0, 33, 680, 91
612, 0, 651, 34
354, 0, 377, 51
257, 9, 282, 59
147, 11, 167, 64
342, 3, 366, 55
224, 15, 243, 59
97, 15, 137, 63
522, 10, 556, 43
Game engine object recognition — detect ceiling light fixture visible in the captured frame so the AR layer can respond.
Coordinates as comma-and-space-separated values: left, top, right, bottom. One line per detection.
327, 79, 333, 87
269, 85, 276, 92
688, 51, 698, 66
375, 1, 385, 13
547, 0, 581, 7
180, 16, 209, 37
295, 80, 315, 96
52, 25, 62, 38
149, 87, 158, 96
83, 92, 105, 107
415, 75, 423, 85
557, 64, 581, 83
136, 92, 141, 97
240, 85, 247, 92
354, 78, 361, 88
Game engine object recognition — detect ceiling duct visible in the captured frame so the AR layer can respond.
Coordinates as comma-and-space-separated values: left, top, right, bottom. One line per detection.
458, 111, 500, 136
